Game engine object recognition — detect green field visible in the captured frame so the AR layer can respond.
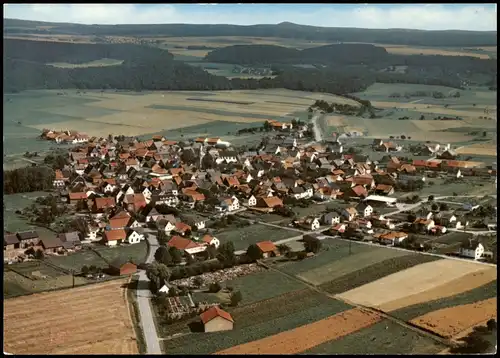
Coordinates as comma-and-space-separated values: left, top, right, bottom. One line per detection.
45, 249, 108, 272
3, 192, 51, 232
162, 289, 351, 354
391, 280, 498, 322
92, 241, 148, 265
303, 319, 446, 354
215, 224, 295, 251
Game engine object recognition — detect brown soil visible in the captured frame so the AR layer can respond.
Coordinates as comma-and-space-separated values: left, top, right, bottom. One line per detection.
410, 298, 497, 339
215, 308, 381, 355
3, 279, 138, 354
379, 268, 497, 312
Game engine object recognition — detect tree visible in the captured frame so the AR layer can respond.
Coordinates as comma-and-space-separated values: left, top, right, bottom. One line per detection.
263, 121, 271, 131
230, 290, 243, 307
208, 282, 222, 293
206, 244, 217, 259
34, 249, 45, 259
154, 246, 172, 265
401, 135, 406, 139
303, 236, 322, 253
193, 276, 204, 288
147, 262, 171, 290
277, 244, 291, 256
169, 247, 182, 264
157, 230, 169, 246
296, 251, 307, 260
184, 252, 195, 265
81, 265, 89, 276
428, 195, 434, 201
217, 241, 235, 264
439, 203, 449, 211
407, 213, 417, 223
419, 115, 425, 120
246, 244, 263, 262
486, 319, 496, 331
89, 265, 98, 274
431, 203, 439, 211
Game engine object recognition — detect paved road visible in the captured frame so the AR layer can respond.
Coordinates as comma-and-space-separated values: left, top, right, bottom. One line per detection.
134, 235, 162, 354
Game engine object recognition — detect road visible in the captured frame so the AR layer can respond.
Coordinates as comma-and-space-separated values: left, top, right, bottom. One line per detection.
134, 234, 162, 354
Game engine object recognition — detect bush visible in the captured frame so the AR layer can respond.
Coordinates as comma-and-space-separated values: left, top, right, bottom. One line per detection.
208, 282, 222, 293
230, 290, 242, 307
296, 251, 308, 260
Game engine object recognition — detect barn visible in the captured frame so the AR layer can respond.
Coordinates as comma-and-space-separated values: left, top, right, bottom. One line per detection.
200, 306, 234, 333
108, 259, 137, 276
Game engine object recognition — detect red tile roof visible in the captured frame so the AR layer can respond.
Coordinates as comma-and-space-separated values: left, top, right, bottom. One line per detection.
69, 192, 87, 200
256, 241, 277, 253
167, 236, 200, 251
104, 229, 127, 241
94, 197, 116, 209
200, 306, 233, 325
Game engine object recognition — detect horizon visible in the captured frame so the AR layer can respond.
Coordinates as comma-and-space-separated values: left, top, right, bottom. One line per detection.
3, 4, 497, 31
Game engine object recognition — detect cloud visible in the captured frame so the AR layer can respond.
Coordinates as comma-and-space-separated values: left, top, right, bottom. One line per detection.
3, 4, 497, 31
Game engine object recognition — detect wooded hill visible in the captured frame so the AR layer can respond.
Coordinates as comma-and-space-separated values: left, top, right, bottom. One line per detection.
4, 19, 497, 47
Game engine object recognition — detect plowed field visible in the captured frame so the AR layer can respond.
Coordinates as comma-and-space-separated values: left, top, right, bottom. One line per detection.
409, 298, 497, 339
3, 279, 138, 354
215, 308, 381, 355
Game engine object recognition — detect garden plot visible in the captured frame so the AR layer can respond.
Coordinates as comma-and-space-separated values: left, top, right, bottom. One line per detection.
337, 259, 488, 309
45, 250, 108, 272
216, 224, 295, 251
216, 308, 381, 355
92, 241, 148, 265
410, 297, 497, 338
302, 319, 445, 355
379, 267, 497, 312
170, 263, 263, 287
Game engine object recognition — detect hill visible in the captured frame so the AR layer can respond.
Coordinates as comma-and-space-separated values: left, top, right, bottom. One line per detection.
3, 19, 497, 47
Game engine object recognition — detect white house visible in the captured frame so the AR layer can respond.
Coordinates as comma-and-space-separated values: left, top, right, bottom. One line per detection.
342, 207, 358, 222
86, 225, 101, 242
158, 283, 173, 294
102, 183, 116, 193
378, 232, 408, 246
247, 195, 257, 207
322, 212, 341, 225
159, 219, 177, 234
202, 235, 220, 249
184, 216, 206, 231
298, 217, 321, 231
459, 241, 485, 260
141, 187, 152, 202
356, 203, 373, 218
217, 196, 240, 212
125, 230, 144, 244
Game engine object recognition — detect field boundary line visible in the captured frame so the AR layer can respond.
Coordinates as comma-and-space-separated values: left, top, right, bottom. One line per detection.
41, 258, 72, 275
6, 266, 33, 280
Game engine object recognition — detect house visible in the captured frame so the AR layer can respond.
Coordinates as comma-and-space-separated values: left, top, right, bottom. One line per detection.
109, 211, 132, 230
256, 241, 280, 258
328, 223, 347, 235
413, 218, 435, 232
342, 207, 358, 222
183, 215, 207, 231
216, 196, 240, 212
344, 185, 368, 200
201, 234, 220, 249
256, 196, 283, 211
86, 225, 101, 242
459, 240, 485, 260
123, 193, 147, 213
68, 192, 88, 205
125, 229, 144, 244
40, 236, 65, 254
374, 184, 395, 196
356, 202, 373, 218
146, 208, 162, 223
438, 149, 458, 160
297, 217, 321, 231
378, 231, 408, 246
103, 229, 127, 246
16, 231, 40, 248
4, 233, 20, 252
200, 306, 234, 333
322, 212, 341, 226
93, 197, 116, 213
247, 195, 257, 207
108, 259, 137, 276
158, 283, 174, 294
173, 222, 192, 236
158, 216, 177, 234
167, 236, 206, 255
435, 212, 458, 228
57, 232, 82, 250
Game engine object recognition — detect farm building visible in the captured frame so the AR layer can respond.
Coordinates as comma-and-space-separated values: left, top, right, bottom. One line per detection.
4, 234, 20, 251
459, 240, 485, 260
40, 236, 65, 254
108, 259, 137, 276
200, 306, 234, 333
364, 195, 397, 207
256, 241, 280, 258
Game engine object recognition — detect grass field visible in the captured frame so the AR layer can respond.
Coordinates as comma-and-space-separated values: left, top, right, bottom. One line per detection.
215, 223, 295, 251
161, 289, 352, 354
3, 278, 138, 354
303, 319, 446, 354
47, 58, 124, 68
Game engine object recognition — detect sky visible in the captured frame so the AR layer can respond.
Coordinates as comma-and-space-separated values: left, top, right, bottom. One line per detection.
3, 4, 497, 31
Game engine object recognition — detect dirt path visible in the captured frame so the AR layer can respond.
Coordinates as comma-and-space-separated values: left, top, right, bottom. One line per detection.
215, 308, 381, 355
410, 298, 497, 338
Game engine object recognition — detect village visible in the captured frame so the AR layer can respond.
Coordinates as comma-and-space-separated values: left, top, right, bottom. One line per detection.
4, 118, 497, 336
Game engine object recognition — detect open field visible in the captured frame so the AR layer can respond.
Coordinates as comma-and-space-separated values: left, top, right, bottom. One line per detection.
216, 308, 381, 354
215, 223, 295, 251
319, 254, 442, 295
161, 290, 351, 354
337, 259, 488, 309
390, 279, 497, 322
455, 141, 497, 156
379, 267, 497, 312
381, 45, 492, 59
304, 319, 446, 354
3, 278, 138, 354
410, 298, 497, 339
45, 250, 108, 272
93, 241, 148, 265
47, 58, 124, 68
296, 245, 409, 285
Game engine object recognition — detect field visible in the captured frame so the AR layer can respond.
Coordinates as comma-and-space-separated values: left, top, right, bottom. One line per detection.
215, 223, 296, 251
47, 58, 124, 68
216, 308, 381, 354
303, 319, 446, 354
337, 259, 489, 309
3, 89, 355, 152
3, 192, 51, 231
3, 278, 138, 354
455, 140, 497, 156
410, 298, 497, 338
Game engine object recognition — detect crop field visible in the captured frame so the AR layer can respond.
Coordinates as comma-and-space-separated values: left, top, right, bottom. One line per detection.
215, 223, 295, 251
390, 279, 497, 322
3, 192, 51, 231
92, 241, 148, 265
7, 260, 67, 279
45, 249, 108, 272
216, 308, 381, 354
337, 259, 488, 309
455, 141, 497, 156
410, 297, 497, 338
3, 278, 138, 354
380, 45, 492, 59
318, 254, 442, 295
162, 289, 352, 354
47, 58, 124, 68
303, 319, 446, 354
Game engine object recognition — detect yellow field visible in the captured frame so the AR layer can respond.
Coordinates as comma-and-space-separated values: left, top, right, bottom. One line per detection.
3, 279, 138, 354
455, 141, 497, 156
383, 46, 491, 59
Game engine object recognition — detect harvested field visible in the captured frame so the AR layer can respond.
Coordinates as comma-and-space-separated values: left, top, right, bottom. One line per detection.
326, 115, 346, 127
455, 142, 497, 156
337, 259, 487, 309
391, 280, 497, 322
162, 291, 351, 354
383, 46, 491, 59
303, 319, 446, 354
319, 254, 441, 295
297, 245, 408, 285
215, 308, 381, 354
379, 267, 497, 312
3, 279, 138, 354
410, 298, 497, 338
